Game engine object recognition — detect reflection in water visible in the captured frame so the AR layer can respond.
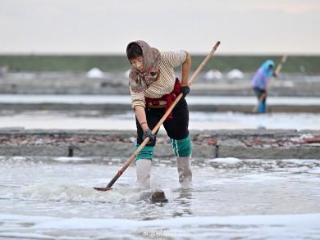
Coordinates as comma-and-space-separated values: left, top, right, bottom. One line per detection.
173, 188, 193, 217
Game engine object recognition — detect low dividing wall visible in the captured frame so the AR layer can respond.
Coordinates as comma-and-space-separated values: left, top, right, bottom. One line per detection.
0, 129, 319, 159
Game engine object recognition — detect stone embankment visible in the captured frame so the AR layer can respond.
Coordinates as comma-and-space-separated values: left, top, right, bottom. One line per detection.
0, 129, 319, 159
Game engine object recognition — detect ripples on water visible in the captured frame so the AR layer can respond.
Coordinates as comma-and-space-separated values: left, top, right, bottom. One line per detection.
0, 156, 320, 239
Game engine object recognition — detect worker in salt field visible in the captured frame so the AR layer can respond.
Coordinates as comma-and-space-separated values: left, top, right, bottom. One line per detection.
251, 60, 277, 113
126, 40, 192, 188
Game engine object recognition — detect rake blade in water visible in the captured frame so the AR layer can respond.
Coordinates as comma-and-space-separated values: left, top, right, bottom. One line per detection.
93, 187, 112, 191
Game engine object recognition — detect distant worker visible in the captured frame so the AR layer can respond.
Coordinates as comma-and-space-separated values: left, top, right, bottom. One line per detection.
251, 60, 277, 113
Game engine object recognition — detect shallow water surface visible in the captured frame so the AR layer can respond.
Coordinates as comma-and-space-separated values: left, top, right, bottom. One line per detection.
1, 111, 320, 130
1, 157, 320, 239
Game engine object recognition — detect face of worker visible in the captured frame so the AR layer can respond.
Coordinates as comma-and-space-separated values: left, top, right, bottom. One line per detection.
130, 56, 144, 71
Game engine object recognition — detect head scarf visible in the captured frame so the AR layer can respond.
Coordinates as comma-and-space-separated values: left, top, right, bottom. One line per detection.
129, 40, 161, 93
260, 60, 275, 78
251, 59, 275, 89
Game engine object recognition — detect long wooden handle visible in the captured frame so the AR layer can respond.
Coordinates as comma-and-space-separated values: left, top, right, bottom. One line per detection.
274, 55, 287, 77
102, 41, 221, 189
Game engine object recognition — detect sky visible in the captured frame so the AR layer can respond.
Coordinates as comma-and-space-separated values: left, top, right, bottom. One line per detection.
0, 0, 319, 55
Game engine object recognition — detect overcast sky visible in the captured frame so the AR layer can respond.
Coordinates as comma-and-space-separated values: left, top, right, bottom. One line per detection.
1, 0, 319, 54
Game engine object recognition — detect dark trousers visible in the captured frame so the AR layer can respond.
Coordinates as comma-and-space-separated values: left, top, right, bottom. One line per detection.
136, 98, 189, 146
253, 87, 267, 113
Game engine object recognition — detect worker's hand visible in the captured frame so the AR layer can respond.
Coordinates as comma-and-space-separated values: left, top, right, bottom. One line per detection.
143, 128, 156, 142
273, 72, 278, 78
181, 86, 190, 98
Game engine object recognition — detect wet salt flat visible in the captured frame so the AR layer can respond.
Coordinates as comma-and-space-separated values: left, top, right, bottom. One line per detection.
1, 94, 320, 105
1, 111, 320, 130
0, 157, 320, 239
